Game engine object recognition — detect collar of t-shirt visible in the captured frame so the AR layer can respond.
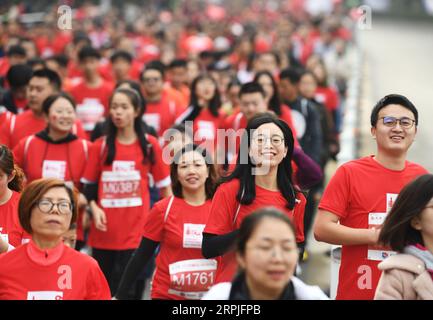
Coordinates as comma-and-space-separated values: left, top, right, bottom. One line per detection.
26, 239, 65, 266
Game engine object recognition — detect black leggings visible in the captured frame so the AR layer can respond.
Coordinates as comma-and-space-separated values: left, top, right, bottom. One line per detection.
92, 248, 140, 298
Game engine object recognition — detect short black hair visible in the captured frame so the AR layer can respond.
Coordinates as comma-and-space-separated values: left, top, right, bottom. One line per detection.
7, 45, 26, 57
73, 32, 91, 46
140, 60, 165, 80
31, 68, 62, 91
27, 58, 46, 69
370, 94, 418, 127
42, 92, 76, 114
279, 67, 303, 85
238, 81, 266, 98
6, 64, 33, 88
78, 46, 101, 62
168, 59, 187, 69
46, 54, 69, 68
110, 50, 133, 64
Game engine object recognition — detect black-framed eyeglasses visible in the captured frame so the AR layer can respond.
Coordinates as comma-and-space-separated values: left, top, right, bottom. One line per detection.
142, 77, 161, 83
37, 199, 72, 215
380, 116, 416, 129
252, 134, 285, 146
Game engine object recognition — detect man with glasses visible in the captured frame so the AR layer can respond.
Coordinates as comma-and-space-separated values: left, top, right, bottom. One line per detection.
314, 94, 428, 300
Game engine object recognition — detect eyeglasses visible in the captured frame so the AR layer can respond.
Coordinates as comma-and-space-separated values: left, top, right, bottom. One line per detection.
252, 135, 284, 147
142, 77, 161, 83
37, 200, 72, 215
380, 116, 416, 129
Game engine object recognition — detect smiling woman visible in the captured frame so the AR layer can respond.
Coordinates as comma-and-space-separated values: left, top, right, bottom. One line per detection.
0, 178, 110, 300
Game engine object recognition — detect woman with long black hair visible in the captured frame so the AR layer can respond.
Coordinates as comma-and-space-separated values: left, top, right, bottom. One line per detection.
202, 113, 306, 283
81, 88, 171, 297
175, 74, 225, 154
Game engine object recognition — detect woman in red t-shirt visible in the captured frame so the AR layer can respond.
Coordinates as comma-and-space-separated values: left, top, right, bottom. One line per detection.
115, 144, 218, 300
13, 93, 91, 250
0, 145, 28, 253
0, 178, 110, 300
175, 74, 226, 157
202, 113, 306, 283
81, 88, 171, 297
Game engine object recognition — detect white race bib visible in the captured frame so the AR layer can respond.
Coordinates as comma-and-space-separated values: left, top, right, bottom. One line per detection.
27, 291, 64, 300
142, 113, 161, 133
76, 98, 105, 131
101, 170, 142, 208
367, 212, 397, 261
168, 259, 217, 300
183, 224, 205, 249
42, 160, 67, 180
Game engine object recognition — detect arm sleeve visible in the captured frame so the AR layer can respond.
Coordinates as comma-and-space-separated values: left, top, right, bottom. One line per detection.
115, 237, 159, 299
201, 230, 239, 258
82, 183, 98, 202
318, 165, 350, 219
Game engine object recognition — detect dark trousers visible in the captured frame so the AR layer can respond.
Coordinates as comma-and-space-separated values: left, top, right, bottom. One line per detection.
92, 248, 138, 298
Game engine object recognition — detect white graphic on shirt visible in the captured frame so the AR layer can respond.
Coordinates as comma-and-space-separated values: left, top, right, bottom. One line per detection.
76, 98, 105, 131
168, 259, 217, 300
57, 265, 72, 290
196, 121, 215, 140
0, 227, 8, 244
183, 224, 205, 249
367, 193, 399, 261
42, 160, 67, 180
142, 113, 161, 133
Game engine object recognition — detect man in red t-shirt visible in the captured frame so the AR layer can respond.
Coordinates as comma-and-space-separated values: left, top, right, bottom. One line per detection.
0, 69, 86, 149
140, 62, 186, 141
314, 94, 428, 300
68, 46, 114, 134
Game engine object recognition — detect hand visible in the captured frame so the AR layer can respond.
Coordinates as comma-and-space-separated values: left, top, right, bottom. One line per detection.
91, 203, 107, 232
0, 237, 9, 254
78, 193, 88, 209
368, 227, 381, 245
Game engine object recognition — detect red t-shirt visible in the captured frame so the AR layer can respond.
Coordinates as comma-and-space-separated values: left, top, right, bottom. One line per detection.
318, 156, 428, 300
0, 191, 30, 249
13, 135, 91, 186
68, 80, 114, 132
315, 86, 340, 112
0, 241, 110, 300
82, 135, 170, 250
144, 196, 216, 300
143, 91, 186, 139
175, 107, 226, 152
0, 110, 87, 149
204, 178, 306, 283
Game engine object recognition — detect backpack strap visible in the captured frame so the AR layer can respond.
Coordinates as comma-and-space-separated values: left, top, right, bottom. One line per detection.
232, 187, 245, 226
164, 196, 175, 223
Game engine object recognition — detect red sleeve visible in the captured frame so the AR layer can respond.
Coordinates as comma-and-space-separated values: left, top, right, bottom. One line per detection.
328, 88, 340, 111
81, 139, 103, 183
142, 199, 165, 242
85, 257, 111, 300
204, 182, 239, 235
293, 193, 306, 243
148, 135, 170, 188
318, 164, 350, 219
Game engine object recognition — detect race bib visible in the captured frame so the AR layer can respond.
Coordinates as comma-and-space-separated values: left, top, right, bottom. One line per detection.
367, 212, 397, 261
101, 170, 142, 208
27, 291, 64, 300
42, 160, 67, 180
76, 98, 105, 131
168, 259, 217, 300
183, 224, 205, 249
196, 121, 215, 140
143, 113, 161, 133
